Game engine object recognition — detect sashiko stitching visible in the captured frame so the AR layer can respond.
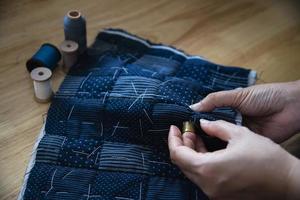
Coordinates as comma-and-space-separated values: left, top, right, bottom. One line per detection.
19, 29, 256, 200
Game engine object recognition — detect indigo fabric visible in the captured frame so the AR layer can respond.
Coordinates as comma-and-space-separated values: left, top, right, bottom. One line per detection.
19, 29, 256, 200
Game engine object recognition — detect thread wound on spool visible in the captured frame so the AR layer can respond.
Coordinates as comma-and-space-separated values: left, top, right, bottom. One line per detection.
64, 10, 87, 54
26, 43, 61, 72
30, 67, 53, 103
60, 40, 79, 72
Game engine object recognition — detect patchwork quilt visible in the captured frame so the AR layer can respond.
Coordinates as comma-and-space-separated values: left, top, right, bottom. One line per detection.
19, 29, 256, 200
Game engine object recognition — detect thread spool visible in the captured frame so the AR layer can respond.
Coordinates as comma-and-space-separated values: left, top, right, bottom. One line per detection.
64, 10, 87, 54
30, 67, 53, 103
26, 43, 61, 72
60, 40, 79, 73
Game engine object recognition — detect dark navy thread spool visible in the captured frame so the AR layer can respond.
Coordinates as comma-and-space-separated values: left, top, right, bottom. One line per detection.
26, 43, 61, 72
64, 10, 87, 54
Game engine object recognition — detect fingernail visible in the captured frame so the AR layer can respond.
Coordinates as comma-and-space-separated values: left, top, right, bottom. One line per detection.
189, 102, 203, 110
169, 125, 175, 132
200, 119, 210, 125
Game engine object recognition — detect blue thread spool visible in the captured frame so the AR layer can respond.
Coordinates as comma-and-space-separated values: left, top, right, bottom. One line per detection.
64, 10, 87, 54
26, 43, 61, 72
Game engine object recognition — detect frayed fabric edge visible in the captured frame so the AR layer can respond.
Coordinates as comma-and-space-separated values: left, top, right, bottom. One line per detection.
17, 124, 46, 200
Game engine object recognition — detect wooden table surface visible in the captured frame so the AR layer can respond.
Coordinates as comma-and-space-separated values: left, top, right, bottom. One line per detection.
1, 0, 300, 199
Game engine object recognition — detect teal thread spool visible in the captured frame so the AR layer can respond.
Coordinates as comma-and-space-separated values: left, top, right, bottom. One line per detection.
64, 10, 87, 54
26, 43, 61, 72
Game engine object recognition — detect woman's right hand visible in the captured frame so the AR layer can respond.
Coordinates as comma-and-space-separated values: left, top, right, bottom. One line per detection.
190, 80, 300, 143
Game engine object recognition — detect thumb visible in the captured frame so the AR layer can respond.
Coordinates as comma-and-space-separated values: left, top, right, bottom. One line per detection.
168, 125, 203, 170
190, 88, 243, 112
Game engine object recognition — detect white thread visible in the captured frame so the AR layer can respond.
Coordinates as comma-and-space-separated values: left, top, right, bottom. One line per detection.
62, 170, 73, 179
80, 72, 92, 89
67, 105, 75, 120
139, 119, 143, 137
148, 160, 169, 165
111, 121, 120, 136
102, 91, 108, 104
87, 145, 101, 158
72, 150, 89, 156
131, 81, 138, 95
86, 184, 91, 200
100, 121, 103, 136
45, 169, 57, 196
143, 109, 153, 124
141, 153, 145, 168
61, 137, 66, 149
128, 93, 143, 110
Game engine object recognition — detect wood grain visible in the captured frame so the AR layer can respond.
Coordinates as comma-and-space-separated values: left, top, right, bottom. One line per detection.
1, 0, 300, 199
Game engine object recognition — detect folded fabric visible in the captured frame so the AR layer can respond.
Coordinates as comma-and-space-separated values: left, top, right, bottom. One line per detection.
19, 29, 256, 200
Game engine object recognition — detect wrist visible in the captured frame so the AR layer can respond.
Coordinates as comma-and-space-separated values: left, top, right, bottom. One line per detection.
285, 80, 300, 133
286, 156, 300, 200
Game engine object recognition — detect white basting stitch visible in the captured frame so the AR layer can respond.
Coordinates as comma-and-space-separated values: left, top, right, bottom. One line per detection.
62, 170, 73, 180
112, 69, 119, 79
139, 119, 143, 137
110, 156, 130, 160
97, 55, 105, 63
128, 93, 143, 110
195, 189, 198, 200
86, 184, 91, 200
94, 152, 100, 165
56, 192, 68, 194
100, 121, 103, 136
45, 169, 57, 196
224, 72, 238, 84
122, 67, 128, 74
139, 182, 142, 200
159, 79, 173, 86
143, 109, 153, 124
61, 137, 66, 149
87, 145, 101, 158
115, 197, 134, 200
72, 150, 90, 156
148, 160, 169, 165
141, 89, 148, 102
81, 122, 95, 125
67, 105, 75, 120
111, 121, 120, 136
113, 126, 128, 129
102, 91, 108, 104
80, 72, 92, 89
131, 81, 138, 95
151, 72, 157, 77
141, 153, 145, 168
148, 129, 169, 132
211, 77, 216, 87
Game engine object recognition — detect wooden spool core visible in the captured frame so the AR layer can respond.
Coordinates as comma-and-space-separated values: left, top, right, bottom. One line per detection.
30, 67, 52, 81
60, 40, 79, 54
67, 10, 81, 20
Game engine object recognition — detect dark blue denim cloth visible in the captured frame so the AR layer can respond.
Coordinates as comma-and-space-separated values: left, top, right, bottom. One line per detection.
19, 29, 256, 200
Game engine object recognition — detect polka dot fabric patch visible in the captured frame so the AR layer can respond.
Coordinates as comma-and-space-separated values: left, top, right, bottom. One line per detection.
19, 29, 256, 200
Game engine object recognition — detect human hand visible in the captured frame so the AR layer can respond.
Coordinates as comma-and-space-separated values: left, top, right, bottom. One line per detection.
168, 120, 300, 200
190, 80, 300, 143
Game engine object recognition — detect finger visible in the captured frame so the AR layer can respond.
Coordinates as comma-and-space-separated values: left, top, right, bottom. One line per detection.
195, 136, 207, 153
182, 131, 196, 149
168, 126, 202, 169
200, 119, 241, 141
168, 125, 184, 149
189, 89, 242, 112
